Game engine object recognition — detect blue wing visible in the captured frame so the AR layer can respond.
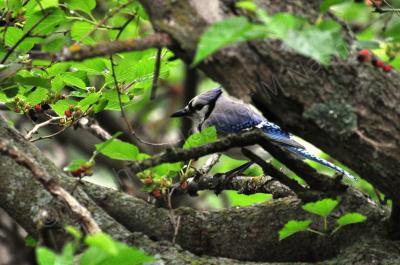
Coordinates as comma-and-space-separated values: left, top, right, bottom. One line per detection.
204, 98, 303, 148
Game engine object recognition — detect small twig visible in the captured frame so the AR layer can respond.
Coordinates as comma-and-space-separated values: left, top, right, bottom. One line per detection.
0, 140, 101, 234
1, 12, 50, 63
199, 153, 221, 175
374, 7, 400, 13
75, 0, 135, 45
77, 118, 112, 141
150, 48, 162, 100
29, 33, 173, 62
326, 11, 355, 45
25, 116, 62, 140
30, 124, 70, 142
166, 187, 181, 244
171, 215, 181, 244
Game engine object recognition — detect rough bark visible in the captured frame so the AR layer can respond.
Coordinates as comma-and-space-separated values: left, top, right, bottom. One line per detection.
1, 114, 399, 263
138, 0, 400, 205
83, 181, 391, 262
0, 116, 257, 264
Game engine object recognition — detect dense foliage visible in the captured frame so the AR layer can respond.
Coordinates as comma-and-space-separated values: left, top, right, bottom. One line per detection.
0, 0, 399, 264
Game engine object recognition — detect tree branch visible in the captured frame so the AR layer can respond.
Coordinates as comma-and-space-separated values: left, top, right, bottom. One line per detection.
179, 174, 295, 198
82, 180, 387, 262
29, 33, 173, 62
0, 139, 101, 234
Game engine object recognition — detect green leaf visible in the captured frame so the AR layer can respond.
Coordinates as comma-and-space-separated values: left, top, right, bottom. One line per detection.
183, 126, 217, 149
36, 247, 57, 265
48, 63, 71, 77
5, 27, 23, 47
268, 13, 306, 39
80, 247, 108, 265
66, 0, 96, 15
71, 21, 95, 45
63, 159, 87, 171
75, 58, 107, 75
25, 9, 66, 35
284, 26, 346, 65
51, 76, 65, 93
51, 99, 76, 116
236, 1, 257, 11
192, 17, 268, 66
337, 212, 367, 227
78, 92, 100, 111
40, 0, 59, 9
81, 234, 154, 265
320, 0, 346, 11
95, 139, 138, 161
61, 73, 86, 89
302, 198, 339, 218
226, 190, 272, 207
103, 90, 129, 110
279, 219, 312, 240
65, 225, 82, 240
93, 98, 109, 113
58, 242, 74, 265
384, 22, 400, 41
152, 162, 183, 177
26, 87, 48, 105
85, 233, 118, 255
15, 76, 51, 88
25, 235, 38, 247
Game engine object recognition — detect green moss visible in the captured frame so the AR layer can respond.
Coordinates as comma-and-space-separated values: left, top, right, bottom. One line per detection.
303, 102, 357, 138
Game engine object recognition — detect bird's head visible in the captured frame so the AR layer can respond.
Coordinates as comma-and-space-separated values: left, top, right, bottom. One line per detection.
171, 88, 223, 122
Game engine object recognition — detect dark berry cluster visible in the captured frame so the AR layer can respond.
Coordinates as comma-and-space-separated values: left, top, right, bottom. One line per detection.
13, 97, 51, 121
357, 49, 393, 73
60, 105, 82, 125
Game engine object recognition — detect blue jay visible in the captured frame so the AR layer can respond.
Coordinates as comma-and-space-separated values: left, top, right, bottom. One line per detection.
171, 87, 356, 181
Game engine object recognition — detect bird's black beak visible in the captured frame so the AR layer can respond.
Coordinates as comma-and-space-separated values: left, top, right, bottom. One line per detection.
170, 108, 190, 118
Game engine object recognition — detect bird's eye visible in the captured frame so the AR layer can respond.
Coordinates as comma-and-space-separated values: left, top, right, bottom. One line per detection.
194, 104, 204, 110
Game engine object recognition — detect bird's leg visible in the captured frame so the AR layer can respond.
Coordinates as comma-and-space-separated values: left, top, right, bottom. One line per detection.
212, 161, 254, 195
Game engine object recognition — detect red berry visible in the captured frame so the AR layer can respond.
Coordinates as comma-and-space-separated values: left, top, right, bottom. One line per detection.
71, 168, 82, 177
180, 181, 188, 189
383, 64, 392, 73
376, 60, 384, 68
359, 49, 370, 57
357, 49, 371, 62
34, 104, 42, 111
15, 108, 20, 113
143, 178, 153, 185
151, 189, 161, 198
64, 109, 72, 117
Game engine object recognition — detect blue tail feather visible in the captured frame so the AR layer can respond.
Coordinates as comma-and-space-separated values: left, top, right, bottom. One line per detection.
286, 146, 357, 181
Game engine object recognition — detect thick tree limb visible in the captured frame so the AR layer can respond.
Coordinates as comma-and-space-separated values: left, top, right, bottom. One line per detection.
82, 180, 388, 262
0, 116, 259, 264
0, 139, 101, 234
29, 33, 172, 62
